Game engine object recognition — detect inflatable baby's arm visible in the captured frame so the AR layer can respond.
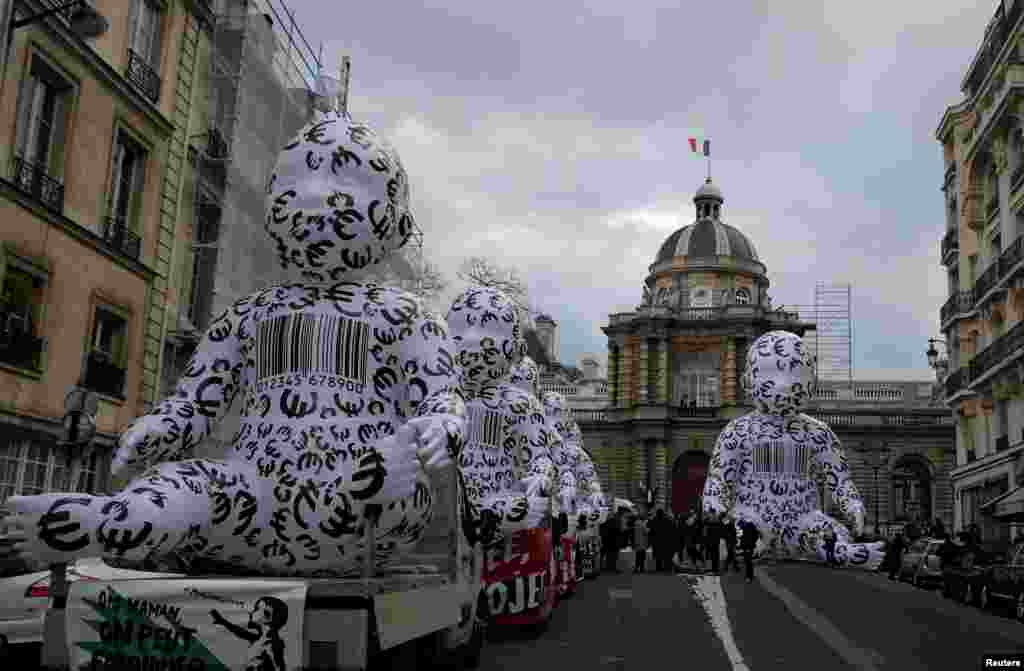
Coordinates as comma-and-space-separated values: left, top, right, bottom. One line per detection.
814, 424, 866, 536
546, 420, 578, 508
403, 309, 467, 469
478, 493, 549, 535
702, 418, 744, 517
517, 396, 556, 497
112, 296, 249, 481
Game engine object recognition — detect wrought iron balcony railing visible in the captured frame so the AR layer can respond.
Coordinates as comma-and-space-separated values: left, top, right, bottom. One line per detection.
974, 260, 1001, 301
102, 216, 142, 259
996, 435, 1010, 452
999, 235, 1024, 279
968, 318, 1024, 385
83, 350, 126, 398
11, 156, 64, 213
1013, 162, 1024, 193
0, 330, 44, 371
677, 405, 719, 418
987, 197, 1000, 220
941, 228, 959, 264
940, 290, 975, 325
945, 367, 965, 398
678, 307, 722, 321
126, 49, 161, 104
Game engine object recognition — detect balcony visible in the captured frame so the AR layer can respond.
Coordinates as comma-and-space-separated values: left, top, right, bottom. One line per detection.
677, 405, 719, 418
968, 318, 1024, 386
83, 350, 126, 398
940, 290, 975, 326
941, 229, 959, 265
11, 156, 64, 213
102, 217, 141, 260
987, 197, 1001, 221
573, 409, 608, 423
944, 162, 957, 190
1013, 162, 1024, 194
0, 331, 44, 372
946, 367, 965, 398
126, 49, 161, 104
974, 260, 1001, 301
965, 0, 1024, 98
998, 235, 1024, 279
996, 435, 1010, 452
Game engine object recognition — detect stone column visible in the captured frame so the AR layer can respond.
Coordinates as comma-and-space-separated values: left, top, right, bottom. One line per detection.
656, 337, 669, 404
653, 440, 669, 510
633, 440, 648, 505
618, 337, 631, 408
607, 342, 619, 408
638, 338, 649, 404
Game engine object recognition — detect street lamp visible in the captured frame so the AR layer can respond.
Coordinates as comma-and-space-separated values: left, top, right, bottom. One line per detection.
926, 338, 949, 377
11, 1, 109, 39
858, 441, 891, 538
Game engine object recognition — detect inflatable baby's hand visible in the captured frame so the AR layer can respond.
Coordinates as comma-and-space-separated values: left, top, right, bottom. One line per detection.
111, 414, 169, 489
352, 425, 420, 505
523, 496, 550, 529
406, 415, 463, 474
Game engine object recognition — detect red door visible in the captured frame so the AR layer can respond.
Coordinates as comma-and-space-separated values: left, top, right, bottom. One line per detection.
672, 453, 709, 516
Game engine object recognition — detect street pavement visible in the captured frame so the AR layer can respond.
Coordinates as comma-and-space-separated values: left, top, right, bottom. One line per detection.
477, 560, 1024, 671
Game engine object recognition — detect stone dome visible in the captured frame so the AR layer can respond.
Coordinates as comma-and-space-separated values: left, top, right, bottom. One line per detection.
652, 178, 760, 265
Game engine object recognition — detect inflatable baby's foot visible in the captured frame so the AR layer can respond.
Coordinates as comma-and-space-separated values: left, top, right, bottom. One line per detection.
0, 494, 101, 566
838, 541, 886, 570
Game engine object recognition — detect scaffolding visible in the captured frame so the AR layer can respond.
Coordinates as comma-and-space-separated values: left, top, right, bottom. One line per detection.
809, 283, 854, 390
163, 0, 329, 447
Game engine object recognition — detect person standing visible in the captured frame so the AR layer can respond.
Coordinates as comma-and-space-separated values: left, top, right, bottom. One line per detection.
651, 509, 672, 572
684, 512, 704, 570
885, 532, 906, 580
823, 526, 839, 568
633, 512, 650, 573
600, 515, 620, 573
739, 519, 760, 583
704, 513, 722, 573
721, 514, 739, 572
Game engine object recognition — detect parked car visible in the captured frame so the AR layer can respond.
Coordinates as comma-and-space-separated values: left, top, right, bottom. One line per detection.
976, 542, 1024, 620
0, 556, 180, 652
897, 538, 945, 587
941, 542, 995, 604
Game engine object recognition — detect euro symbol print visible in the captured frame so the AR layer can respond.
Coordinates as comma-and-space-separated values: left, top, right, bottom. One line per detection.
350, 451, 387, 502
37, 497, 93, 553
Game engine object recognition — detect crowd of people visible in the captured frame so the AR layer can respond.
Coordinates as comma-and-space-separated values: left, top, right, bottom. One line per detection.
599, 507, 762, 582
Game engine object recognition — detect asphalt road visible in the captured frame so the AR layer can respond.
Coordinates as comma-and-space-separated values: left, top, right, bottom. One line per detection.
478, 561, 1024, 671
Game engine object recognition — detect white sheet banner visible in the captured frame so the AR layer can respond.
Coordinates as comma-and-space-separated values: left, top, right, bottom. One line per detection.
67, 579, 308, 671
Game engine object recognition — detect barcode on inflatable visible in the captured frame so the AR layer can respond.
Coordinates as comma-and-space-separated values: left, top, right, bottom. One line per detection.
256, 313, 369, 382
753, 442, 810, 478
465, 405, 505, 448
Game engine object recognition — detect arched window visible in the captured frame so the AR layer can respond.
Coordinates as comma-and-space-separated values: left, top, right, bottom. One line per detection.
735, 288, 750, 305
891, 456, 932, 524
713, 204, 720, 218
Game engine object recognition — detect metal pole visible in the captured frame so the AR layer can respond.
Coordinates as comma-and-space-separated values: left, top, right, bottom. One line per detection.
874, 466, 880, 537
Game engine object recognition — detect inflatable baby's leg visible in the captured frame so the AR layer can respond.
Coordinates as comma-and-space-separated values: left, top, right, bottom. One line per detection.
1, 460, 246, 568
793, 511, 884, 570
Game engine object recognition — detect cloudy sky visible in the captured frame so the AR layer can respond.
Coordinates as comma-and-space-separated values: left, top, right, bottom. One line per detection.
291, 0, 994, 381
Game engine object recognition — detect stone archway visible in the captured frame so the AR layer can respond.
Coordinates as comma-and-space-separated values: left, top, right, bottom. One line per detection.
671, 451, 710, 516
891, 455, 934, 526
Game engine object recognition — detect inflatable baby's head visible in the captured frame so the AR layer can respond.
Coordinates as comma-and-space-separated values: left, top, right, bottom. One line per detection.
446, 286, 526, 392
743, 330, 816, 416
265, 112, 416, 282
508, 356, 540, 395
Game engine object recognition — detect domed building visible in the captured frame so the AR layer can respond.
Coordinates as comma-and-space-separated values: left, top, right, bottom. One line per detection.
587, 178, 815, 514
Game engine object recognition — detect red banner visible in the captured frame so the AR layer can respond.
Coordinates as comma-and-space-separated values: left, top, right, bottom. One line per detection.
483, 528, 556, 625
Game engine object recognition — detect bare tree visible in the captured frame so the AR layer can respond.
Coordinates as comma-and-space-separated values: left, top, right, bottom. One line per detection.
361, 243, 448, 308
456, 256, 534, 317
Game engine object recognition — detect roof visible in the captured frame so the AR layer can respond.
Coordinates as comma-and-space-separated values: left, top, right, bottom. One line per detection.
654, 219, 759, 264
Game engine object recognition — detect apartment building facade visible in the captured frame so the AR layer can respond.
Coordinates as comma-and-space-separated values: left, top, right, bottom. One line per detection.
0, 0, 232, 501
936, 0, 1024, 546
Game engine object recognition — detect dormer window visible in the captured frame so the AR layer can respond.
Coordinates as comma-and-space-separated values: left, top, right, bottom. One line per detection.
735, 288, 750, 305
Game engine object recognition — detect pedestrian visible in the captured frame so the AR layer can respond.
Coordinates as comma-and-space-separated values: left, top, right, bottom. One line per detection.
722, 514, 740, 572
633, 512, 650, 573
600, 515, 620, 573
885, 532, 906, 580
739, 519, 760, 583
823, 526, 839, 568
674, 513, 687, 565
651, 509, 672, 572
704, 513, 722, 573
685, 512, 704, 570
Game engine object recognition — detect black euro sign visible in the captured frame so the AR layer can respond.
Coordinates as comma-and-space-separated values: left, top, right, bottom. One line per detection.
319, 494, 358, 538
350, 451, 387, 502
341, 245, 372, 270
194, 376, 225, 418
37, 497, 93, 553
280, 389, 318, 419
507, 498, 528, 523
97, 518, 153, 555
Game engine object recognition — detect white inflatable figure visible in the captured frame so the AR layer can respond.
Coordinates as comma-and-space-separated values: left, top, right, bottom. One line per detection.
447, 288, 556, 545
702, 330, 884, 569
539, 391, 578, 532
0, 113, 467, 577
572, 436, 600, 540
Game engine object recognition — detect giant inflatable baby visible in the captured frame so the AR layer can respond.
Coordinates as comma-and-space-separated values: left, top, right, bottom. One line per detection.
538, 390, 578, 529
702, 330, 883, 569
1, 112, 466, 577
447, 288, 556, 546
